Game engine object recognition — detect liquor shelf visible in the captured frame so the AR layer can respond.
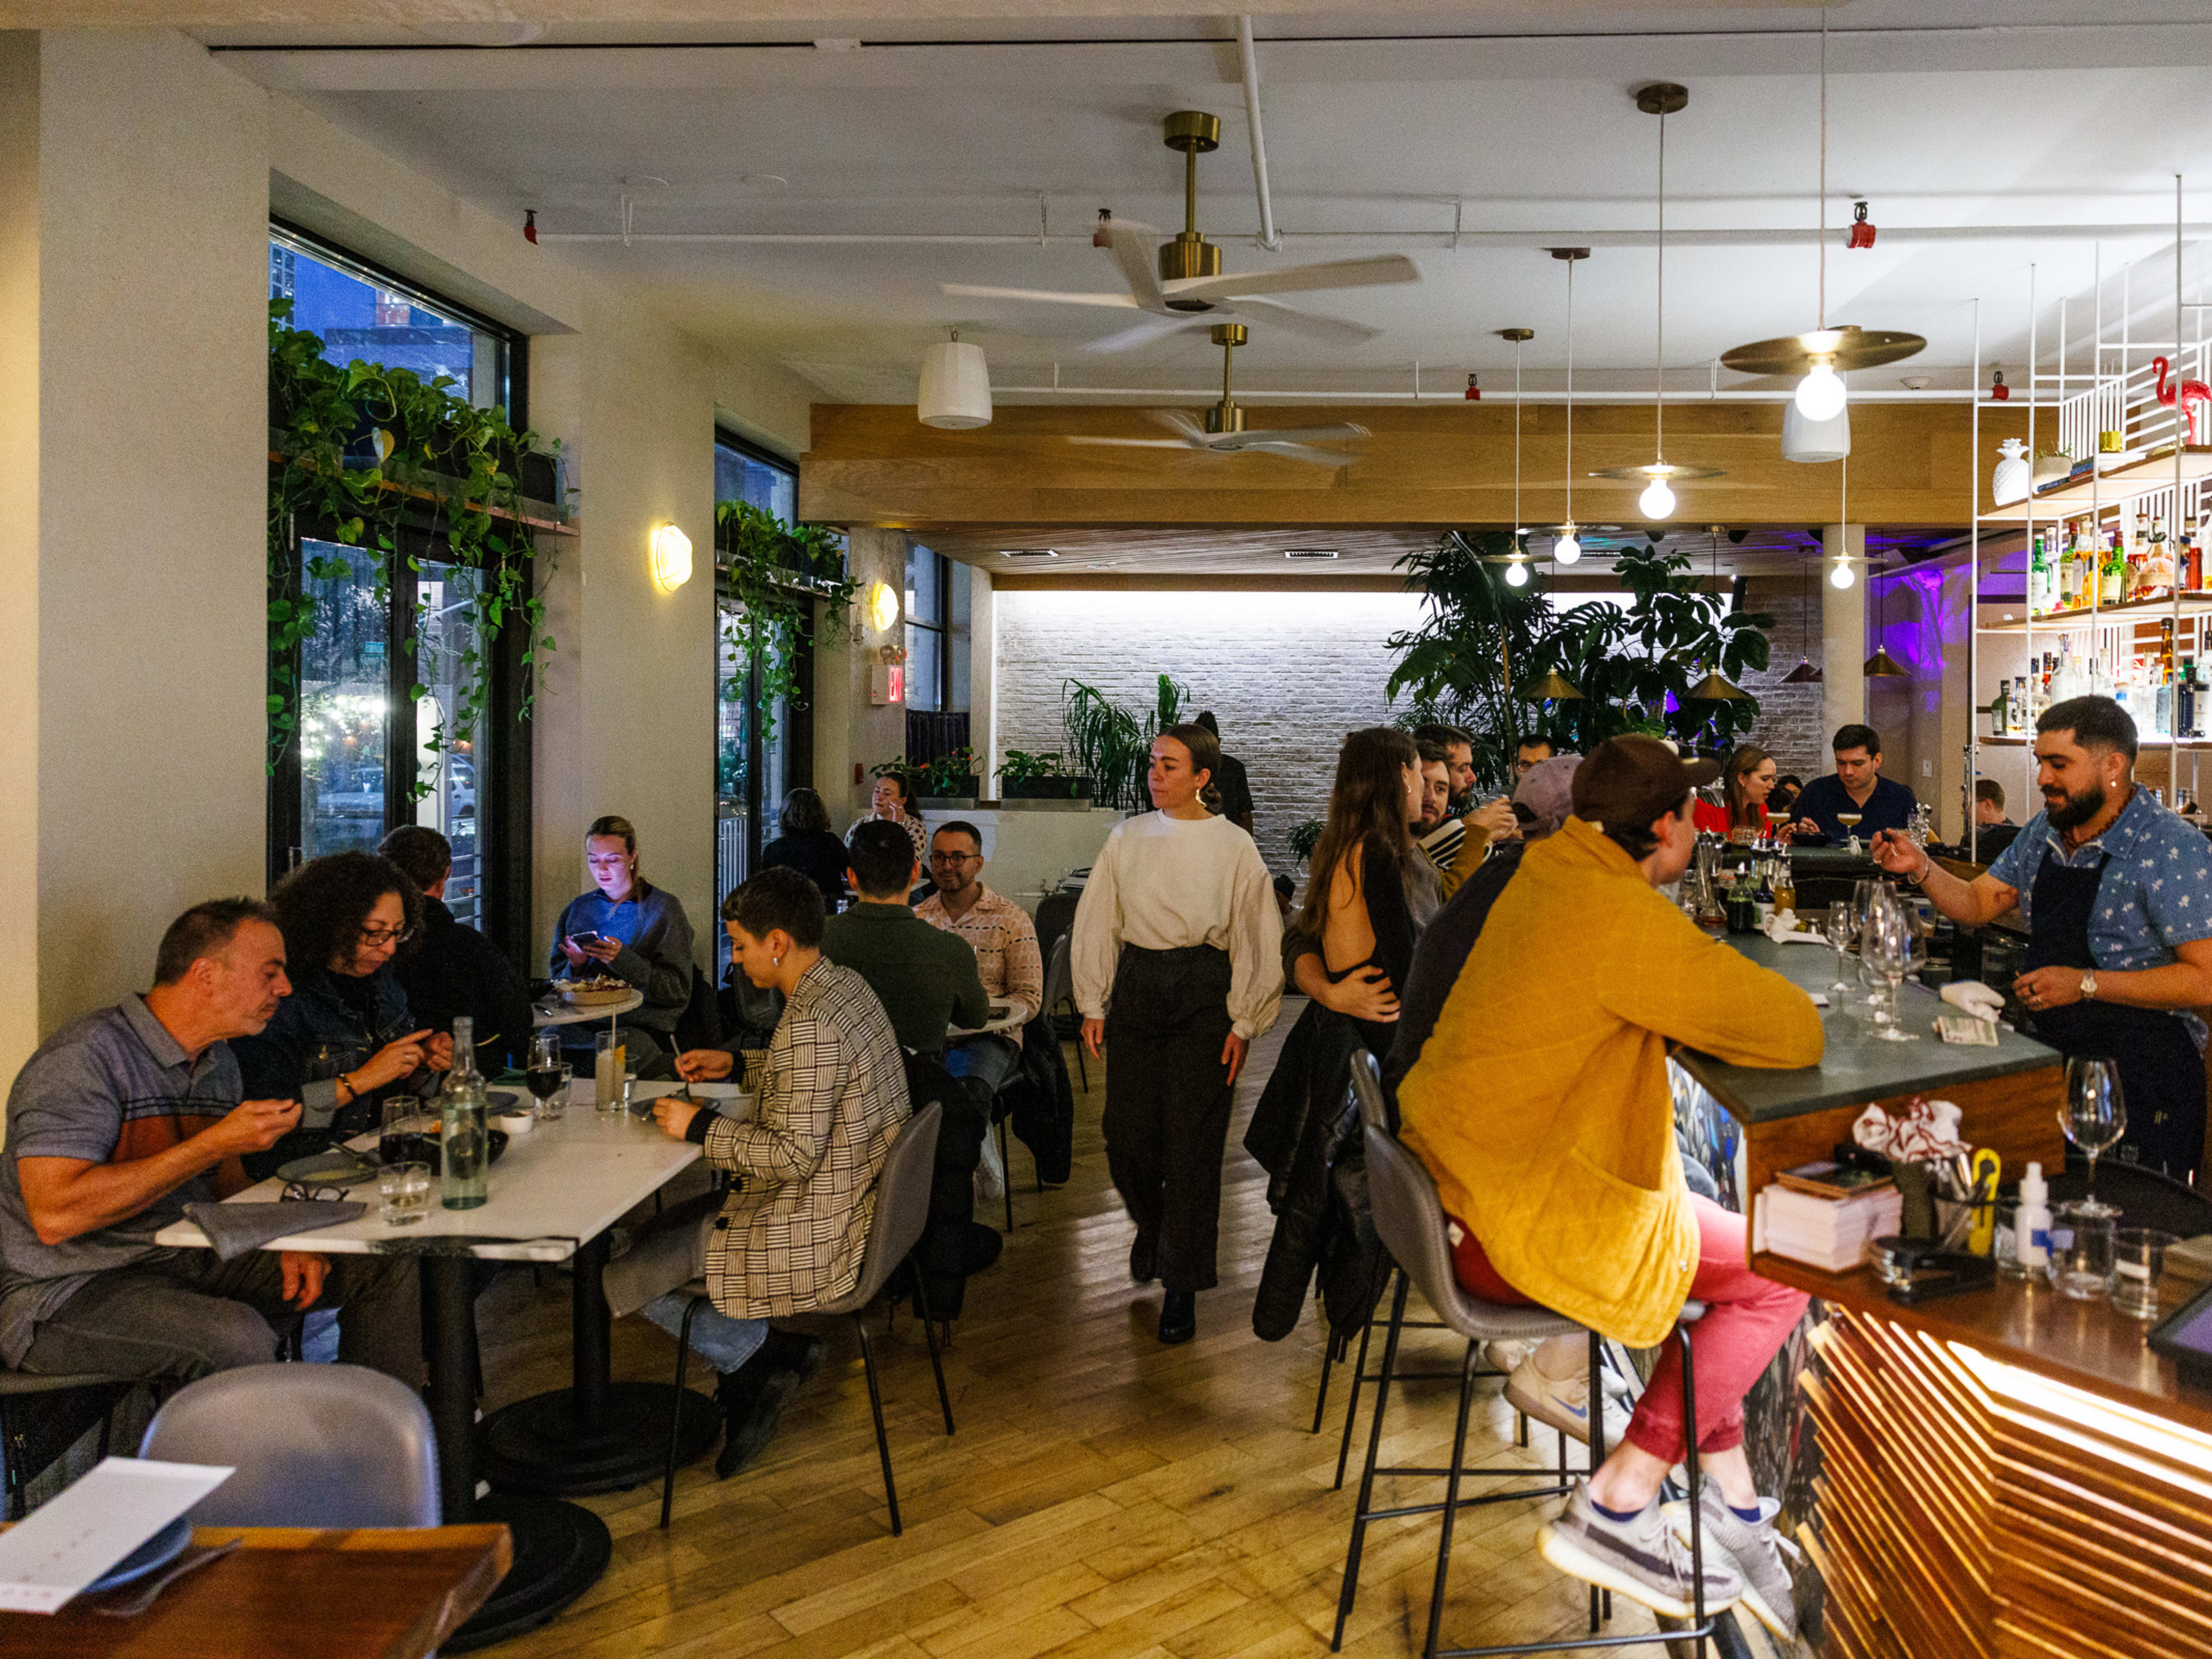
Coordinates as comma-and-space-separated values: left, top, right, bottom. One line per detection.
1976, 444, 2212, 520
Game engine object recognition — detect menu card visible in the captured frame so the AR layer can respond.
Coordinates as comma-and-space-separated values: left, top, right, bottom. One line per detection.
0, 1457, 232, 1613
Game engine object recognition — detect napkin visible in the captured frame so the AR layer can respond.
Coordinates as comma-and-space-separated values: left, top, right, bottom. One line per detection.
183, 1200, 365, 1260
1763, 911, 1826, 944
1851, 1096, 1968, 1163
1941, 979, 2006, 1021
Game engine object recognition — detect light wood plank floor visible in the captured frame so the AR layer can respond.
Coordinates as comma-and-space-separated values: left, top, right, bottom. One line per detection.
476, 1008, 1668, 1659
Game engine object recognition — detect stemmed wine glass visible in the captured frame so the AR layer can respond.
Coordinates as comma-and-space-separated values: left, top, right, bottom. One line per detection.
1824, 900, 1858, 1004
1837, 811, 1864, 855
2061, 1056, 2127, 1218
527, 1032, 569, 1122
1862, 899, 1921, 1041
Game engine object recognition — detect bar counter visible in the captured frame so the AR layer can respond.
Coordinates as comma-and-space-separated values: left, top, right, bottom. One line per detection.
1675, 934, 2212, 1659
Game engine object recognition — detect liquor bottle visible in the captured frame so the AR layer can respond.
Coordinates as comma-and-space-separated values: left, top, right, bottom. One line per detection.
439, 1014, 490, 1211
2014, 675, 2032, 734
2103, 532, 2127, 605
2182, 657, 2199, 741
2029, 532, 2051, 613
1990, 679, 2011, 739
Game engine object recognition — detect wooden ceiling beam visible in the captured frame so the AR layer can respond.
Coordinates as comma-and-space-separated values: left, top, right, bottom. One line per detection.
801, 401, 2029, 531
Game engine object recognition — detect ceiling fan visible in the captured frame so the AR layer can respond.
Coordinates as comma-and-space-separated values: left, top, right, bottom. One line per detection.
1065, 324, 1369, 467
944, 111, 1417, 354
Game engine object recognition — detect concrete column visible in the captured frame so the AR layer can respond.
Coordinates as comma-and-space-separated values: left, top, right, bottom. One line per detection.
817, 528, 908, 825
1821, 522, 1868, 737
968, 565, 997, 785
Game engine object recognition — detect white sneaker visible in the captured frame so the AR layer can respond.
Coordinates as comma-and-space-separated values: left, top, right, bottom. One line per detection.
1505, 1347, 1631, 1449
1537, 1482, 1743, 1620
1664, 1492, 1801, 1642
1481, 1338, 1535, 1375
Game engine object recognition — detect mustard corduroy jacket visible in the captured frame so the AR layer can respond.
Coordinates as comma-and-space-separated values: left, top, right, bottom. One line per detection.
1397, 817, 1824, 1346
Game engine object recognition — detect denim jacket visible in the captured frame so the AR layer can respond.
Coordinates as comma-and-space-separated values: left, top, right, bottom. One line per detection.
232, 967, 427, 1177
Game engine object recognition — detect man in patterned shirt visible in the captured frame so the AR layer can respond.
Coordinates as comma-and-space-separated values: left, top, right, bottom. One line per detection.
915, 821, 1042, 1096
1875, 695, 2212, 1176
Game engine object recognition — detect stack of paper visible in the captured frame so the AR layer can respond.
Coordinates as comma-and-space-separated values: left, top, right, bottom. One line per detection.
1756, 1183, 1904, 1273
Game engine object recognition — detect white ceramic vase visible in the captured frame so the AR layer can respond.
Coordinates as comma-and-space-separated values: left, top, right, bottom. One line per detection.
1991, 437, 2031, 505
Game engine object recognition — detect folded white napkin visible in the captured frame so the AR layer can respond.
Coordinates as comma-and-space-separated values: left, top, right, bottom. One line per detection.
1940, 979, 2006, 1021
1763, 910, 1825, 944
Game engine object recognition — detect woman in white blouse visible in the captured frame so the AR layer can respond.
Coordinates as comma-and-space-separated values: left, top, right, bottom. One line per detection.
1071, 722, 1283, 1345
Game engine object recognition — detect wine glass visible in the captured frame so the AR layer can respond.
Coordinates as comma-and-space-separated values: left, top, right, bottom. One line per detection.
2061, 1056, 2127, 1218
1824, 900, 1858, 1002
527, 1032, 568, 1122
1837, 811, 1864, 855
1862, 899, 1921, 1041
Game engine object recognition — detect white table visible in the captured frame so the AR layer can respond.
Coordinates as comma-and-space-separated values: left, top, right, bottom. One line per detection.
948, 997, 1025, 1039
153, 1092, 707, 1645
531, 987, 644, 1040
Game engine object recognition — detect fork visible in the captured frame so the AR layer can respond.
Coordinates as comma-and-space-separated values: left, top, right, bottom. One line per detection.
94, 1538, 240, 1616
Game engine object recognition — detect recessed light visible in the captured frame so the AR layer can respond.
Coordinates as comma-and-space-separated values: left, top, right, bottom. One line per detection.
1284, 549, 1340, 560
1000, 548, 1058, 558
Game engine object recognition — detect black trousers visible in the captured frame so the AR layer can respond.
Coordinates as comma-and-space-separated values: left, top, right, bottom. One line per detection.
1103, 944, 1236, 1293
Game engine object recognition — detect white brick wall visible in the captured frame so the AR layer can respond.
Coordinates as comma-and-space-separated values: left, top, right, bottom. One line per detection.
1733, 576, 1828, 781
993, 588, 1427, 872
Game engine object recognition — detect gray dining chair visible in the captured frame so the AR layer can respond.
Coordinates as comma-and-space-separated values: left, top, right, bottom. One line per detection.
1040, 931, 1086, 1092
1334, 1047, 1721, 1659
654, 1101, 954, 1535
139, 1362, 440, 1528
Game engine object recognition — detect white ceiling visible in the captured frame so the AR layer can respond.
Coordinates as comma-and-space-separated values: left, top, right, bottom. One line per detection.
213, 3, 2212, 407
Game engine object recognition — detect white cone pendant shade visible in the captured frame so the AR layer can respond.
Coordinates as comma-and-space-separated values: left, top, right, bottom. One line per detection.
919, 339, 993, 429
1782, 398, 1851, 464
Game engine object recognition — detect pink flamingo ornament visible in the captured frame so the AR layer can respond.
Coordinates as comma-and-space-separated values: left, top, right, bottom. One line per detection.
2154, 355, 2211, 445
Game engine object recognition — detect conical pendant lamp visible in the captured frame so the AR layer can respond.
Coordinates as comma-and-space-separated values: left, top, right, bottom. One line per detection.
1781, 535, 1824, 681
1687, 527, 1749, 699
1521, 669, 1586, 702
1864, 546, 1908, 676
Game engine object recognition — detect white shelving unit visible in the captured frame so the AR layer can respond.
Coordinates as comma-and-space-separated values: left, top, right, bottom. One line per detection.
1968, 211, 2211, 856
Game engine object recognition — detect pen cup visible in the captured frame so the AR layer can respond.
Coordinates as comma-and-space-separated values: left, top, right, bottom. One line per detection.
2112, 1229, 2178, 1320
2051, 1202, 2116, 1300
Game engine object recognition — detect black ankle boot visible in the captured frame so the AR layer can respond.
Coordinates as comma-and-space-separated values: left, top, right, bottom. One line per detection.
1158, 1291, 1196, 1346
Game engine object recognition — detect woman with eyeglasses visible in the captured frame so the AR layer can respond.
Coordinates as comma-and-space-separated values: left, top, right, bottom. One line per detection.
233, 850, 452, 1179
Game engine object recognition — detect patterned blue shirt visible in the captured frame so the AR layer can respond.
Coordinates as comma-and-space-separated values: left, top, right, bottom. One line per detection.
1984, 785, 2212, 1046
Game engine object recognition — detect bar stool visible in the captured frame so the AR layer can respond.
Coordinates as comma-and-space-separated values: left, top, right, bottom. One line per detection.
1334, 1050, 1717, 1659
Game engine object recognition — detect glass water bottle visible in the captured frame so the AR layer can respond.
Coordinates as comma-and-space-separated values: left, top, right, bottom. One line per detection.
439, 1016, 490, 1210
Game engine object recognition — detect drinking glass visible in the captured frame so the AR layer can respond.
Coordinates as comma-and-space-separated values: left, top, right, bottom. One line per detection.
1862, 899, 1921, 1041
535, 1061, 572, 1122
593, 1029, 628, 1113
378, 1099, 431, 1168
1824, 900, 1858, 1003
2051, 1200, 2115, 1298
378, 1161, 431, 1228
1838, 811, 1865, 854
2061, 1056, 2127, 1218
527, 1033, 569, 1121
2113, 1228, 2178, 1319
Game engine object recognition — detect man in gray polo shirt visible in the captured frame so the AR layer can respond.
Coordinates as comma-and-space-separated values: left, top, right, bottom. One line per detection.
1, 899, 419, 1382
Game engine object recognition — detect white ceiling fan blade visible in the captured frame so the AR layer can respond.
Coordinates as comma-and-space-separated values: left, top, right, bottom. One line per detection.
1209, 422, 1371, 448
1241, 442, 1357, 467
1104, 218, 1172, 314
1149, 408, 1212, 445
1166, 253, 1418, 303
941, 283, 1139, 310
1081, 315, 1213, 355
1217, 296, 1378, 347
1066, 436, 1198, 449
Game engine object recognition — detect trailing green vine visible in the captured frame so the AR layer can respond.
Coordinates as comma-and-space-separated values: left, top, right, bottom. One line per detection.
267, 298, 560, 793
715, 499, 856, 747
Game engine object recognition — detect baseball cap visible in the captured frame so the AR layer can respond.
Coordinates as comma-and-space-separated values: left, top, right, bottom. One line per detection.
1512, 753, 1582, 838
1571, 736, 1719, 831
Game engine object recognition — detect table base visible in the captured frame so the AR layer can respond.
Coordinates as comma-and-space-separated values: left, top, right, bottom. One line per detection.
482, 1381, 721, 1494
442, 1494, 611, 1652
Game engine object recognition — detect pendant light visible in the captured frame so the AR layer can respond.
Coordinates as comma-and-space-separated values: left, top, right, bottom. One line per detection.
1687, 525, 1749, 700
1863, 540, 1908, 677
1549, 249, 1588, 560
1828, 450, 1857, 589
1721, 12, 1924, 418
1780, 537, 1825, 683
1499, 326, 1552, 573
918, 327, 993, 429
1591, 85, 1721, 517
1521, 669, 1586, 702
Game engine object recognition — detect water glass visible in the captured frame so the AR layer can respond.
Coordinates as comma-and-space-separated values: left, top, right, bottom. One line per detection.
593, 1029, 628, 1113
379, 1161, 431, 1227
535, 1060, 572, 1122
2051, 1200, 2116, 1299
1992, 1198, 2033, 1279
2112, 1228, 2178, 1320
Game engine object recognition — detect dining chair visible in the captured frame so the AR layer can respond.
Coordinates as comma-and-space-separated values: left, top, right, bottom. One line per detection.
140, 1363, 441, 1527
1040, 931, 1086, 1092
1, 1368, 135, 1520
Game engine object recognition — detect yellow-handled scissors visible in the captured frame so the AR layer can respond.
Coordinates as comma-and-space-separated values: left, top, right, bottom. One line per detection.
1967, 1148, 2001, 1256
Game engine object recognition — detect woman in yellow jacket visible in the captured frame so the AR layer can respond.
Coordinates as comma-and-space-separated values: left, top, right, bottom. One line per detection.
1399, 737, 1824, 1642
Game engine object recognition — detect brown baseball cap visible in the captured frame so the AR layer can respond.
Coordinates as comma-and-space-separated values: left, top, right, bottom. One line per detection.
1570, 736, 1720, 831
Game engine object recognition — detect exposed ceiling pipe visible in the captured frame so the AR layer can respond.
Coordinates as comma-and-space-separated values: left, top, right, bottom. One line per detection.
1234, 17, 1282, 255
982, 384, 2024, 403
534, 221, 2212, 248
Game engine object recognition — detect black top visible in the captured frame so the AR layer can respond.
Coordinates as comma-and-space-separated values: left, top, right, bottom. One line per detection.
762, 829, 853, 907
1969, 820, 2022, 866
392, 896, 535, 1070
1213, 752, 1255, 827
1791, 772, 1921, 844
1382, 843, 1524, 1106
1307, 842, 1421, 1055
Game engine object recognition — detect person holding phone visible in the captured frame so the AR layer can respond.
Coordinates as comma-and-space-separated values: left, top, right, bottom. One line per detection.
549, 814, 697, 1073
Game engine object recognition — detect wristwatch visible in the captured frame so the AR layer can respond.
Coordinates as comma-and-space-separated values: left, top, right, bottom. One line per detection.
2081, 971, 2098, 1002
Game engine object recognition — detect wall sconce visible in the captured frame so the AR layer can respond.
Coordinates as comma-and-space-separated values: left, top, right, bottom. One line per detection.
650, 522, 692, 592
867, 579, 900, 632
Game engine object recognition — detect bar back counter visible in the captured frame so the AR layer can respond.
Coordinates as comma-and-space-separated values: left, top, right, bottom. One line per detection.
1673, 935, 2212, 1659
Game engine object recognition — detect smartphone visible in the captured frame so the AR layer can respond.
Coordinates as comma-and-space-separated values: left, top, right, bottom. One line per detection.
569, 931, 608, 948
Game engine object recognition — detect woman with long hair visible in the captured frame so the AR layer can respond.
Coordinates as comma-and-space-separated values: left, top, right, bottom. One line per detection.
1071, 722, 1283, 1346
548, 813, 698, 1071
1693, 745, 1791, 841
1296, 726, 1426, 1054
762, 786, 852, 907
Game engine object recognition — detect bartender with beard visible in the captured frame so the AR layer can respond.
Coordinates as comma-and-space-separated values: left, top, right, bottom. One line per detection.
1872, 695, 2212, 1177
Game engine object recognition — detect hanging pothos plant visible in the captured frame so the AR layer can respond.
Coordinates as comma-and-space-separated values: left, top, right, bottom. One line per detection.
715, 499, 856, 742
266, 299, 561, 792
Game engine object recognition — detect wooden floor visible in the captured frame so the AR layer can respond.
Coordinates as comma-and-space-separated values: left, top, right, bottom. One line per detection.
477, 1008, 1669, 1659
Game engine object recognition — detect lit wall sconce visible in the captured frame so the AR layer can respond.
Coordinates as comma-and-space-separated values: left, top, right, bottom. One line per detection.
650, 522, 692, 591
867, 579, 900, 632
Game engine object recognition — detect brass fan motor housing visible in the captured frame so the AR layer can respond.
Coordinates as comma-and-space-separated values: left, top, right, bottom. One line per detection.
1206, 403, 1245, 435
1160, 110, 1226, 294
1160, 232, 1222, 293
1162, 111, 1221, 153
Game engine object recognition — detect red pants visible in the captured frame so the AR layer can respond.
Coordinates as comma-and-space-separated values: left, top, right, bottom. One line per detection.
1449, 1194, 1808, 1463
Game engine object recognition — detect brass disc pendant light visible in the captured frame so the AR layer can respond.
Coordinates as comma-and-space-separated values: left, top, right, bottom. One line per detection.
1686, 525, 1750, 700
1507, 320, 1585, 702
1590, 84, 1723, 518
1721, 11, 1923, 416
1550, 248, 1589, 561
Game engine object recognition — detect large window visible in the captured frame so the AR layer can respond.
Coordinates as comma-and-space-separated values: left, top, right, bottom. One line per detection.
714, 433, 809, 912
903, 544, 969, 715
267, 230, 530, 956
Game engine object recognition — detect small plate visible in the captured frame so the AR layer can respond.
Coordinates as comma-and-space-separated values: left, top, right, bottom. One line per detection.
275, 1150, 380, 1188
85, 1514, 192, 1595
488, 1090, 521, 1110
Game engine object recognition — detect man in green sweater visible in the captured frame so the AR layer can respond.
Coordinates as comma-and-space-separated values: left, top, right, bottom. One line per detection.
824, 820, 990, 1056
